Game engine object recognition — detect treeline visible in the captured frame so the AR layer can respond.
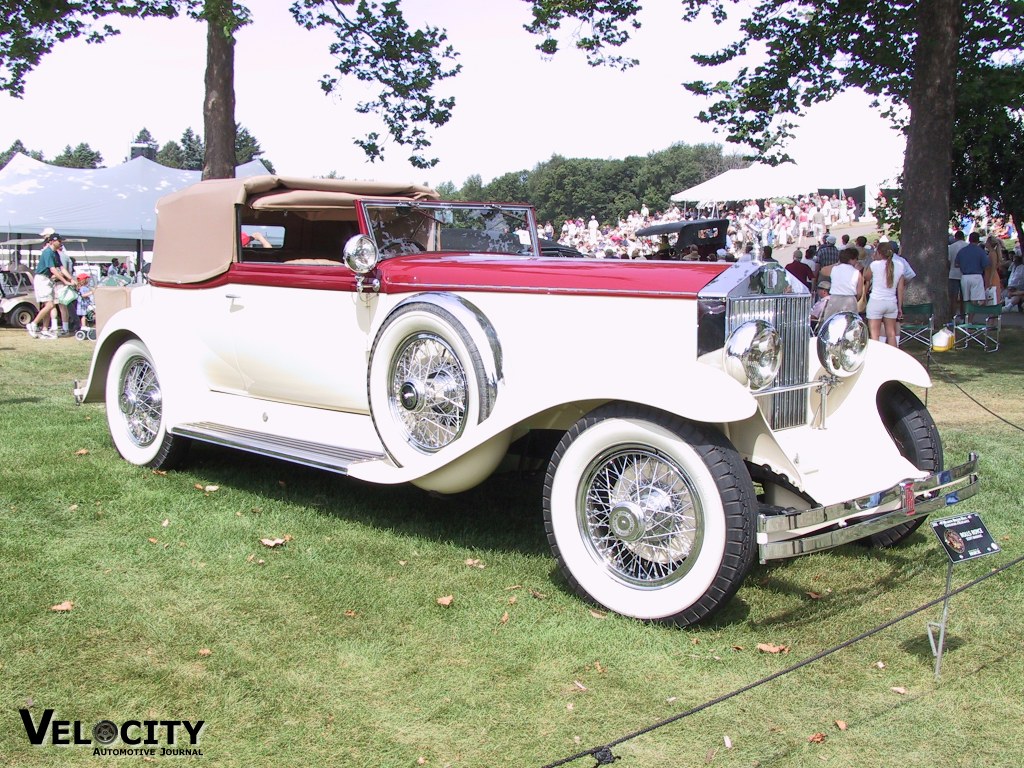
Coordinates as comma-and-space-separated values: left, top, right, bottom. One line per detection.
2, 130, 744, 227
438, 143, 748, 225
0, 125, 274, 173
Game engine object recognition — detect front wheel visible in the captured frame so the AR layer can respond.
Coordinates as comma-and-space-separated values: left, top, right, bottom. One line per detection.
7, 303, 36, 328
105, 339, 189, 469
865, 382, 943, 547
543, 404, 757, 626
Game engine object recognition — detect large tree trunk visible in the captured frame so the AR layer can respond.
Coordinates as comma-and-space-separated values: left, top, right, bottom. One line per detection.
203, 0, 236, 181
900, 0, 963, 322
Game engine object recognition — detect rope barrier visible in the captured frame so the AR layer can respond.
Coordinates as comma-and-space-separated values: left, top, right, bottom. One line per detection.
928, 357, 1024, 432
540, 553, 1024, 768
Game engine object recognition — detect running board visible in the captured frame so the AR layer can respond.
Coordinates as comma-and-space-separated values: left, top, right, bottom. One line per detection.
172, 422, 387, 475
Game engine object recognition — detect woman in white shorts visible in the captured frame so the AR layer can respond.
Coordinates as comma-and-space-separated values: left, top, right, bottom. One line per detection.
863, 241, 905, 346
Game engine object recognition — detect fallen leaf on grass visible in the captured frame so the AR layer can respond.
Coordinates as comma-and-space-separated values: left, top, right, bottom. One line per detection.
260, 537, 287, 548
874, 660, 886, 669
147, 537, 159, 544
890, 686, 908, 695
835, 720, 848, 731
806, 591, 823, 599
436, 595, 454, 607
530, 589, 547, 600
757, 643, 790, 654
731, 645, 744, 651
506, 584, 522, 591
416, 759, 427, 766
808, 732, 826, 744
588, 608, 607, 619
499, 611, 509, 625
50, 601, 74, 612
594, 661, 605, 674
464, 558, 485, 568
74, 448, 89, 456
573, 680, 587, 691
723, 735, 733, 749
704, 748, 716, 763
343, 610, 358, 618
566, 702, 574, 711
508, 596, 517, 605
161, 519, 170, 528
194, 484, 219, 493
197, 648, 212, 657
68, 504, 78, 512
151, 469, 167, 476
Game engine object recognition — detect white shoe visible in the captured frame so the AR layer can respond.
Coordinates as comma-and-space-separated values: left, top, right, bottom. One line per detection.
27, 323, 38, 338
38, 329, 57, 340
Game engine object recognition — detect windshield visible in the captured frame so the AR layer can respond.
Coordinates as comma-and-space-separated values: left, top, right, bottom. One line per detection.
362, 202, 538, 258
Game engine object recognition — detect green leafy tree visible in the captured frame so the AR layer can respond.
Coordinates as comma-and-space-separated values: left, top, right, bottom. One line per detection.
525, 0, 1024, 320
2, 1, 461, 179
51, 142, 104, 168
1, 139, 44, 167
949, 62, 1024, 244
484, 170, 530, 204
434, 180, 458, 200
459, 174, 485, 202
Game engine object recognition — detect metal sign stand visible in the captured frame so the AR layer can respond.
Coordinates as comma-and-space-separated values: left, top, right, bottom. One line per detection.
927, 561, 955, 680
927, 513, 1000, 681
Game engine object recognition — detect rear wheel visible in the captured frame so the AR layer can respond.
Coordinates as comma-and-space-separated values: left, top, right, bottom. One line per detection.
544, 403, 757, 626
105, 339, 188, 469
866, 382, 943, 547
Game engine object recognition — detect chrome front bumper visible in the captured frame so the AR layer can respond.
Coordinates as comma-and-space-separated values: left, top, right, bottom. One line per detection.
757, 453, 980, 562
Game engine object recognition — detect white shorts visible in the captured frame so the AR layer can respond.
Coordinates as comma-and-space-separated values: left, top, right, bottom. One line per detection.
33, 273, 55, 303
960, 274, 986, 302
866, 295, 899, 320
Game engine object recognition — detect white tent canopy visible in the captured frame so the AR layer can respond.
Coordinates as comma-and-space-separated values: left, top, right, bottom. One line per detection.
0, 153, 270, 241
671, 162, 890, 205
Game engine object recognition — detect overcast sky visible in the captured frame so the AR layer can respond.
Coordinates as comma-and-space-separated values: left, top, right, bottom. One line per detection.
1, 0, 905, 190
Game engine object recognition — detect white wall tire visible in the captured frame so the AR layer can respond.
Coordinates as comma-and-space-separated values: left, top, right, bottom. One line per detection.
544, 404, 757, 626
105, 339, 188, 469
368, 301, 493, 467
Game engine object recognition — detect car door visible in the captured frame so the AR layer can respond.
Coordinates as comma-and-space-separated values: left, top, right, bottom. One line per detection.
222, 262, 376, 413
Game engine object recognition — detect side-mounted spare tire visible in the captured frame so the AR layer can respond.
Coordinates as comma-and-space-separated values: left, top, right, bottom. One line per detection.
866, 382, 943, 548
367, 297, 499, 467
543, 403, 758, 626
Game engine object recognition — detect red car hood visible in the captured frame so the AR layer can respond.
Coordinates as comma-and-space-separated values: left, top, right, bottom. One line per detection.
378, 254, 730, 298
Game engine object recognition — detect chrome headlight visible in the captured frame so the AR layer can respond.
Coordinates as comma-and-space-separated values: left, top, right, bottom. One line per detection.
343, 234, 379, 274
724, 320, 782, 391
817, 312, 868, 377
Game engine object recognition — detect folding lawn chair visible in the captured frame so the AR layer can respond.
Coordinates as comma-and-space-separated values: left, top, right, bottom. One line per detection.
954, 301, 1002, 352
898, 302, 934, 350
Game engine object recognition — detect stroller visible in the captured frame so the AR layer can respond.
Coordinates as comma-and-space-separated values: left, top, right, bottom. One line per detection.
73, 274, 97, 341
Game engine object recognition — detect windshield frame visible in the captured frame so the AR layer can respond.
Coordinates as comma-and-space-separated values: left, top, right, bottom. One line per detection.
357, 200, 539, 259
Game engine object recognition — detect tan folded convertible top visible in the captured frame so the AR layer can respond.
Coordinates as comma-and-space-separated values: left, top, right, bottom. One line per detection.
148, 175, 438, 285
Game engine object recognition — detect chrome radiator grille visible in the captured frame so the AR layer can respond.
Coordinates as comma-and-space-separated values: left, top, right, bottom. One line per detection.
726, 294, 812, 430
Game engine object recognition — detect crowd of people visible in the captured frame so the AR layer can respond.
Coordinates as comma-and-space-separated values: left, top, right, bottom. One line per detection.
551, 193, 862, 260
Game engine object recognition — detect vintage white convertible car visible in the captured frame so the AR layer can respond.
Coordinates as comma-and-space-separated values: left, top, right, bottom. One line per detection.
74, 177, 978, 626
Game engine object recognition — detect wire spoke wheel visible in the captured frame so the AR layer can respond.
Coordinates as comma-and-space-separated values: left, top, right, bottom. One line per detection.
117, 355, 162, 447
105, 339, 188, 469
544, 404, 756, 625
580, 446, 702, 588
388, 332, 468, 452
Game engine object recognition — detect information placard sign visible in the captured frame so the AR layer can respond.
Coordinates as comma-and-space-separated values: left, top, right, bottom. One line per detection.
930, 513, 999, 563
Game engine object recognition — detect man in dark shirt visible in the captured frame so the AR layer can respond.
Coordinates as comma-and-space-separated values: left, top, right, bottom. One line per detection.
954, 231, 989, 304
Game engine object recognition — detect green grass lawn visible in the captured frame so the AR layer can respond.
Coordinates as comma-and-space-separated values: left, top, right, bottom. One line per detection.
1, 327, 1022, 767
